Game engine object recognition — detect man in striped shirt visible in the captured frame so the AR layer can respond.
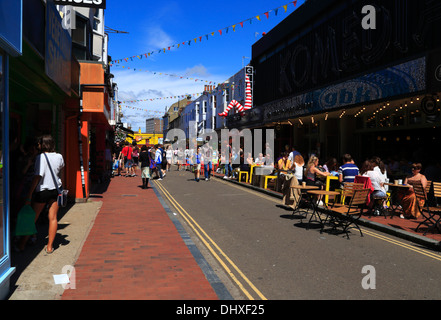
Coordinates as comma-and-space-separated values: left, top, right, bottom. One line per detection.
338, 154, 359, 185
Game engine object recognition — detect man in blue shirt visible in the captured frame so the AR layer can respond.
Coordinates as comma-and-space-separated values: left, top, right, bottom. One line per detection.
338, 154, 359, 185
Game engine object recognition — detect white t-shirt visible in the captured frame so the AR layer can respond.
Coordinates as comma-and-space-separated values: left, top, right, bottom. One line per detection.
294, 163, 304, 181
363, 170, 386, 193
34, 152, 65, 192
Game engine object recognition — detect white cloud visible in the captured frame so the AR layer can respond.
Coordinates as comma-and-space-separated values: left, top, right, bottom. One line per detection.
113, 66, 224, 131
145, 26, 175, 50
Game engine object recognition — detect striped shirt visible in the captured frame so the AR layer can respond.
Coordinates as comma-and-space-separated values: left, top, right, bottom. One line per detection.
338, 163, 359, 183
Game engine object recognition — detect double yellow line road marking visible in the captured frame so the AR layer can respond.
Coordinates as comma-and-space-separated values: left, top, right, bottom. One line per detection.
154, 178, 441, 300
218, 178, 441, 262
154, 180, 267, 300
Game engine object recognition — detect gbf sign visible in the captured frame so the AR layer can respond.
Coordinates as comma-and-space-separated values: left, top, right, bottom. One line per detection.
53, 0, 106, 9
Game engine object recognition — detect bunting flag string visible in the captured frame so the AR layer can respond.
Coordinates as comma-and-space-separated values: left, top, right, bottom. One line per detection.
110, 1, 299, 65
120, 81, 247, 104
120, 92, 204, 104
112, 65, 218, 85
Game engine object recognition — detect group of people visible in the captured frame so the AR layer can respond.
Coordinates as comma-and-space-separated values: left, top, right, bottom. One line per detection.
113, 141, 170, 189
302, 152, 433, 219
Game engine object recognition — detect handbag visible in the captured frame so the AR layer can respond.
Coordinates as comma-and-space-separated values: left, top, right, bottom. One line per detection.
149, 153, 156, 169
15, 205, 37, 236
43, 153, 68, 207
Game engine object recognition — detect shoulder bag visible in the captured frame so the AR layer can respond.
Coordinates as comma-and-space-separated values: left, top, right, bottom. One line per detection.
43, 153, 68, 207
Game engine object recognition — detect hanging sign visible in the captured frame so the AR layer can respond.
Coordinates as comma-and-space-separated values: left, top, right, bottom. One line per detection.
46, 2, 72, 95
0, 0, 22, 56
53, 0, 106, 9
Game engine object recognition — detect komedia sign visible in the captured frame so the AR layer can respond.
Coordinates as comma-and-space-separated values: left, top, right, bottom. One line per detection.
53, 0, 106, 9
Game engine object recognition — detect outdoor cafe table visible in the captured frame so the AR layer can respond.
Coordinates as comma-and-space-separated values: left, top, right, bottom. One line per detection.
289, 185, 319, 216
254, 165, 275, 187
383, 183, 411, 217
306, 190, 340, 229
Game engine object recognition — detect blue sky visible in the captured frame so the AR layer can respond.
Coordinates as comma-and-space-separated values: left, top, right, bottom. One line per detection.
105, 0, 306, 132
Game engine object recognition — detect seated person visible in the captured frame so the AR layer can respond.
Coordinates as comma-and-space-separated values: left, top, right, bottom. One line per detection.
338, 154, 359, 186
306, 155, 330, 188
277, 152, 292, 175
255, 153, 264, 165
398, 163, 427, 219
263, 153, 274, 167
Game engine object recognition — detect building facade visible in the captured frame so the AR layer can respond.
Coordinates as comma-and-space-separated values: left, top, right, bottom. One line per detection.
242, 0, 441, 166
0, 0, 23, 300
2, 0, 116, 298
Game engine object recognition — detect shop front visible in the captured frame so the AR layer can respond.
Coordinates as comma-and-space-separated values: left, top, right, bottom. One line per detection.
250, 0, 441, 164
0, 0, 22, 299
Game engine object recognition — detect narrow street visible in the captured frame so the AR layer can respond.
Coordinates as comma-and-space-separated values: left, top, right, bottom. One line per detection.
154, 169, 441, 300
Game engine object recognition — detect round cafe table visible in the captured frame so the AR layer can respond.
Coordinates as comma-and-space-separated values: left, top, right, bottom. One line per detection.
383, 183, 411, 216
306, 190, 340, 229
289, 185, 319, 216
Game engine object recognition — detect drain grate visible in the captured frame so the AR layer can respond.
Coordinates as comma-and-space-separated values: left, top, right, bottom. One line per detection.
121, 194, 138, 197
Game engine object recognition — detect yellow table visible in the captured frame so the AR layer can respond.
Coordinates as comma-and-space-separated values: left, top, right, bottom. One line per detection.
325, 175, 339, 204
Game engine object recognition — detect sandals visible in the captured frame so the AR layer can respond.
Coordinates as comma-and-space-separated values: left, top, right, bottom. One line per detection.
44, 246, 54, 254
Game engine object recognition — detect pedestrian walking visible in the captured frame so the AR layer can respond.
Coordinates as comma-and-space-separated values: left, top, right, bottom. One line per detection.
113, 141, 123, 176
154, 144, 164, 180
160, 144, 167, 177
194, 147, 202, 182
20, 135, 65, 254
202, 140, 213, 181
131, 141, 139, 176
139, 145, 151, 189
166, 145, 173, 172
121, 141, 133, 177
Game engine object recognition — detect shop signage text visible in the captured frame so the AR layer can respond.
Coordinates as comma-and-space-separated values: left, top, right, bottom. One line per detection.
53, 0, 106, 9
264, 57, 426, 121
255, 0, 441, 106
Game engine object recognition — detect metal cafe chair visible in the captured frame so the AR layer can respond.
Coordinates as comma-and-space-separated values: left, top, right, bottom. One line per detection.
412, 181, 441, 235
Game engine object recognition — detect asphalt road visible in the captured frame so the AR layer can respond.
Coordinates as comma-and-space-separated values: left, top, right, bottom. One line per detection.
153, 169, 441, 300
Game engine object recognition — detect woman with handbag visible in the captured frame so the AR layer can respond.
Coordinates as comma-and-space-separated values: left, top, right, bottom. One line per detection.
20, 135, 65, 254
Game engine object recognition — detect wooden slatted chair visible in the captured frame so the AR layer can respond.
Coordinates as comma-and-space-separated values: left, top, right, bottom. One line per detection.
413, 181, 441, 235
336, 182, 364, 205
324, 188, 370, 239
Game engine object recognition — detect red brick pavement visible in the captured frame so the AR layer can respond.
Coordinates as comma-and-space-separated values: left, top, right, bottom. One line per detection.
62, 173, 219, 300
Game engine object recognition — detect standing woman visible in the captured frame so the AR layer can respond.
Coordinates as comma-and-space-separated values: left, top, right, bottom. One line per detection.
131, 141, 139, 176
22, 135, 65, 253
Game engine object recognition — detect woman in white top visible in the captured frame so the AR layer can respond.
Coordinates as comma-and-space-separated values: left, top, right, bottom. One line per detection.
23, 135, 65, 254
292, 154, 305, 183
360, 160, 386, 197
371, 156, 388, 191
166, 145, 173, 172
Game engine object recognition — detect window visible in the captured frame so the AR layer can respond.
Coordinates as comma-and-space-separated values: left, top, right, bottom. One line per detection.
72, 17, 86, 46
